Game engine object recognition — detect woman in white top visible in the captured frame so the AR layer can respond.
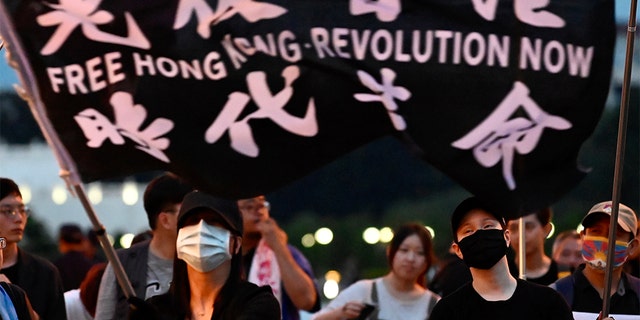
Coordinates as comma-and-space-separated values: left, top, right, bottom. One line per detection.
313, 223, 440, 320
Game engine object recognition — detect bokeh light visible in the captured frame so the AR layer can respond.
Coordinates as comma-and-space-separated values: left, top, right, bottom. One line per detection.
52, 185, 67, 205
363, 227, 380, 244
301, 233, 315, 248
315, 227, 333, 245
379, 227, 394, 243
122, 181, 139, 206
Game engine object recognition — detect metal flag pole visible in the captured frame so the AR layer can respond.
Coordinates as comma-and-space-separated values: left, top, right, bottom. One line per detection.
0, 7, 136, 301
601, 0, 638, 317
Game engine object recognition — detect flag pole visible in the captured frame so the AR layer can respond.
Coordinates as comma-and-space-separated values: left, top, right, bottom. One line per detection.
0, 7, 136, 301
518, 216, 526, 279
601, 0, 637, 317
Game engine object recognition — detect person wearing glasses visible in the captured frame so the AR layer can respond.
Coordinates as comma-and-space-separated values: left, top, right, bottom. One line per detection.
0, 236, 39, 319
237, 196, 320, 320
0, 177, 67, 319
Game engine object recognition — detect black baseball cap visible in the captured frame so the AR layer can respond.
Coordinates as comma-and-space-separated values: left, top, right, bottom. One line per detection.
177, 191, 243, 234
451, 196, 506, 242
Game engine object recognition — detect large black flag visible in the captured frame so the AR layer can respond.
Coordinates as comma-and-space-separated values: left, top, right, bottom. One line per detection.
0, 0, 614, 218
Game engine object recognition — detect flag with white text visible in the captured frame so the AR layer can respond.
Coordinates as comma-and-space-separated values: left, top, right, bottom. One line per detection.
0, 0, 615, 217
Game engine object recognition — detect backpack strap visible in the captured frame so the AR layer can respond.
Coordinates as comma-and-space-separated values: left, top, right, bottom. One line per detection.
426, 293, 438, 319
369, 280, 379, 320
550, 275, 575, 307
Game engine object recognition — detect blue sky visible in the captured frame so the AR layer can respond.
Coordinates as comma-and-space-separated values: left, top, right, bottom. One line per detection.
0, 1, 637, 90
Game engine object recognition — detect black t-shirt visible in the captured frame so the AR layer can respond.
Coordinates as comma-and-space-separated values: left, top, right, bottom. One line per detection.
429, 279, 573, 320
0, 263, 19, 283
527, 259, 559, 286
130, 280, 281, 320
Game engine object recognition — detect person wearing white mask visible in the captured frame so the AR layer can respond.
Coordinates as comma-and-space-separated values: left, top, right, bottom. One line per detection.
129, 191, 280, 320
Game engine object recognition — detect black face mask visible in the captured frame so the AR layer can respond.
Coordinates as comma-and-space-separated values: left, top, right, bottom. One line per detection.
457, 229, 508, 270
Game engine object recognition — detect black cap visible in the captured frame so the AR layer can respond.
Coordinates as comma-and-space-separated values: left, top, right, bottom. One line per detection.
177, 191, 243, 234
451, 196, 505, 242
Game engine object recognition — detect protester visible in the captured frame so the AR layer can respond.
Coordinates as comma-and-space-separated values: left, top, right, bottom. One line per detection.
0, 235, 38, 320
55, 223, 95, 291
507, 208, 558, 285
0, 177, 67, 319
429, 196, 573, 320
94, 172, 193, 319
312, 222, 441, 320
64, 262, 107, 320
129, 190, 280, 319
552, 230, 583, 278
238, 195, 320, 320
550, 201, 640, 315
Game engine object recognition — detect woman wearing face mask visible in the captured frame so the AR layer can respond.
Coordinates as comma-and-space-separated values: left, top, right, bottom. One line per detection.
129, 190, 280, 320
312, 223, 441, 320
429, 197, 573, 320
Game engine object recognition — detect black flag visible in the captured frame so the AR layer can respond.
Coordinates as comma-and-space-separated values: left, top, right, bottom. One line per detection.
0, 0, 615, 218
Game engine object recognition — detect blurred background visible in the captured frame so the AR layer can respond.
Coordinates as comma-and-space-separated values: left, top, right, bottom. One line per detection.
0, 1, 638, 308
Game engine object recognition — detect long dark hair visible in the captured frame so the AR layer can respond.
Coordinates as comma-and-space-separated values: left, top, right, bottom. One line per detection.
170, 213, 244, 318
387, 223, 435, 288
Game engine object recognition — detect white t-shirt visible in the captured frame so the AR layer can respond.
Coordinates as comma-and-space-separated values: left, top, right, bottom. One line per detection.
64, 289, 93, 320
313, 277, 440, 320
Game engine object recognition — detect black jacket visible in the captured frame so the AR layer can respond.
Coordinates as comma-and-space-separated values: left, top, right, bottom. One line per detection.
12, 249, 66, 320
129, 281, 280, 320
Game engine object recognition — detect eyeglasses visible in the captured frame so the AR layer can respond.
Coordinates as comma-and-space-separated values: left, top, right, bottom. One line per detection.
0, 237, 5, 249
239, 201, 270, 212
0, 205, 30, 218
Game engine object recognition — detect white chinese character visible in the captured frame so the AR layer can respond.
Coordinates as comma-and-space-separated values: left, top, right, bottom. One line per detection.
37, 0, 150, 55
451, 81, 571, 190
174, 0, 287, 39
349, 0, 401, 22
354, 68, 410, 130
205, 66, 317, 157
471, 0, 565, 28
74, 92, 173, 162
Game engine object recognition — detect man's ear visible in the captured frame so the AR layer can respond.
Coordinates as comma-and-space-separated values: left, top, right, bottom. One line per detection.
504, 228, 511, 247
452, 242, 463, 260
157, 212, 171, 230
627, 238, 640, 260
543, 223, 552, 238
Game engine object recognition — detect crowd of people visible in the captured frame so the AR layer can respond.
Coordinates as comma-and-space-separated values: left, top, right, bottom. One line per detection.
0, 174, 639, 319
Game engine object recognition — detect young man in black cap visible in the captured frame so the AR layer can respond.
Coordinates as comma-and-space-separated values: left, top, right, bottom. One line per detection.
429, 196, 572, 320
